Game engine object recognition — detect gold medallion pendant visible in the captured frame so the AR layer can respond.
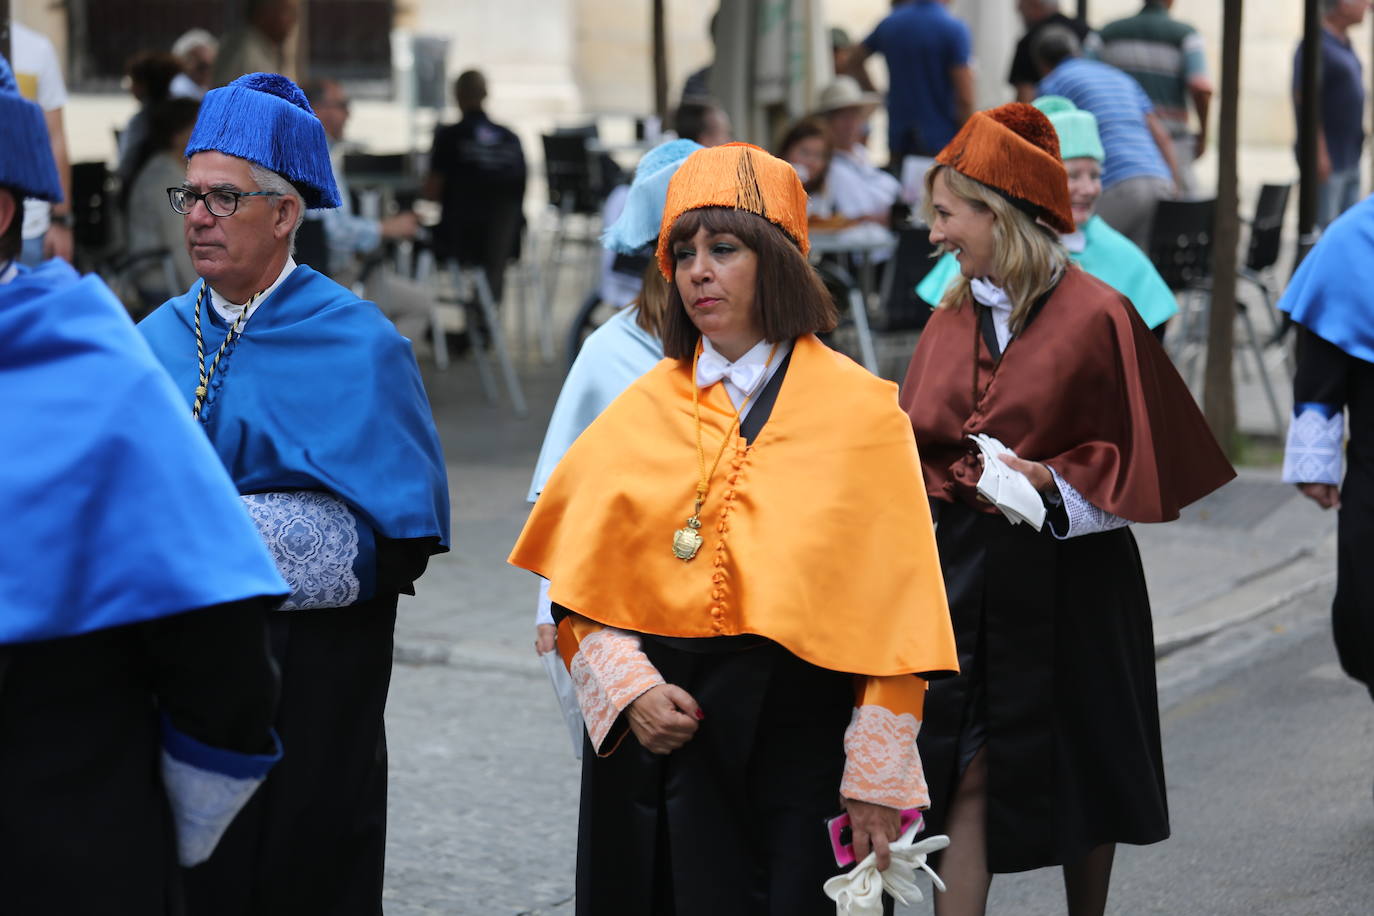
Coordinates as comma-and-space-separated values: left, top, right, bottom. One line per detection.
672, 517, 704, 561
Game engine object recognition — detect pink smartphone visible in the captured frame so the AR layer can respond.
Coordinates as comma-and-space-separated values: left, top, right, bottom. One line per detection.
826, 808, 924, 867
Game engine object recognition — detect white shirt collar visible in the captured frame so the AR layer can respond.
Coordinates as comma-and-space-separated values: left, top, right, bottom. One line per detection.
209, 257, 297, 323
0, 260, 17, 285
697, 336, 792, 419
970, 278, 1013, 351
1060, 229, 1087, 253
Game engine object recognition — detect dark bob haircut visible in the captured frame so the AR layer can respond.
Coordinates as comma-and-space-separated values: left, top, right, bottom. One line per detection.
661, 207, 837, 360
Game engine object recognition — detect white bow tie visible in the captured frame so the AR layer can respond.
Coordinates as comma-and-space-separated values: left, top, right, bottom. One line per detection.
696, 347, 768, 394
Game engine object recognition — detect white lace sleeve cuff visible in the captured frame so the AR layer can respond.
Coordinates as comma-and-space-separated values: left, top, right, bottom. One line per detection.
241, 491, 374, 610
568, 627, 664, 752
840, 704, 928, 809
1046, 467, 1132, 540
1282, 405, 1344, 485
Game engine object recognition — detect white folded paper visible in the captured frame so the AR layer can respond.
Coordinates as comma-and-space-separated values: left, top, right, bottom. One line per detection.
822, 820, 950, 915
969, 434, 1046, 531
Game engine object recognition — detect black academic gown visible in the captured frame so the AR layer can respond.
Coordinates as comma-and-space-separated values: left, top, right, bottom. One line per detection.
0, 600, 279, 916
559, 353, 865, 916
1293, 327, 1374, 698
915, 310, 1169, 874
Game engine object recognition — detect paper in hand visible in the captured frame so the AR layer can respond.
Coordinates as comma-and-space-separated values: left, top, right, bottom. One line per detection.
969, 434, 1046, 531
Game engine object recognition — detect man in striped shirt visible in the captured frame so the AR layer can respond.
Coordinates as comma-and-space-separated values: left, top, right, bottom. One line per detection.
1097, 0, 1213, 198
1036, 25, 1179, 251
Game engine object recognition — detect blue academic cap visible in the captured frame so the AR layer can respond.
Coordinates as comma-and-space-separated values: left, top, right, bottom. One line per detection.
186, 72, 342, 209
0, 54, 63, 203
602, 138, 704, 255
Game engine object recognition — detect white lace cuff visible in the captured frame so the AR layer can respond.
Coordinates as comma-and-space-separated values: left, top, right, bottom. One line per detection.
1282, 405, 1344, 485
241, 491, 372, 610
840, 704, 928, 809
568, 627, 664, 752
1046, 467, 1132, 540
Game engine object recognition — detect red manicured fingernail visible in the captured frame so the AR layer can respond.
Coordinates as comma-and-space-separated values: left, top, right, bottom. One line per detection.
694, 709, 706, 720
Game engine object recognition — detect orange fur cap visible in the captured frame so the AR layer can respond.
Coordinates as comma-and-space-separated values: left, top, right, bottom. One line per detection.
656, 142, 811, 279
935, 103, 1075, 234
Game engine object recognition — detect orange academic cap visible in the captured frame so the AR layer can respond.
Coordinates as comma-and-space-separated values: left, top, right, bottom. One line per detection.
935, 102, 1075, 235
656, 142, 810, 279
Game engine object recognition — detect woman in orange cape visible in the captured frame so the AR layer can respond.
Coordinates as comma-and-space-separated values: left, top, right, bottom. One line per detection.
510, 143, 957, 914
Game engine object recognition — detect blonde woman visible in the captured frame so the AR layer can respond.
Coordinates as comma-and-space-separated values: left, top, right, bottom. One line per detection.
899, 103, 1234, 916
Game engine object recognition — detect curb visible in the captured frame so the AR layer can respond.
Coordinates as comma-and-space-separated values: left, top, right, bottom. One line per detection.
1154, 569, 1336, 660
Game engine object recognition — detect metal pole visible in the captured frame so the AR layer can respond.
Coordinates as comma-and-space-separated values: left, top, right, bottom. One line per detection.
1203, 0, 1244, 453
1, 0, 11, 64
1296, 0, 1323, 269
1076, 0, 1089, 25
653, 0, 669, 121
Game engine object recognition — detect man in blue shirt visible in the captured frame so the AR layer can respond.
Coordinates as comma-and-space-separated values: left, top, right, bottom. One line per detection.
1293, 0, 1369, 229
1036, 24, 1179, 250
845, 0, 975, 160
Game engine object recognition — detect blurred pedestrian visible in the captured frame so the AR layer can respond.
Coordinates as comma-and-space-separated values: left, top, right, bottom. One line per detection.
1293, 0, 1370, 229
1009, 0, 1097, 103
1035, 24, 1179, 250
777, 116, 839, 220
116, 51, 184, 183
170, 28, 219, 99
901, 102, 1234, 916
424, 69, 526, 304
1098, 0, 1214, 198
673, 98, 733, 147
846, 0, 975, 160
139, 72, 450, 916
213, 0, 298, 85
122, 97, 201, 312
816, 76, 901, 223
0, 52, 286, 915
830, 26, 876, 93
511, 142, 958, 915
8, 18, 72, 264
1279, 194, 1374, 704
917, 96, 1178, 337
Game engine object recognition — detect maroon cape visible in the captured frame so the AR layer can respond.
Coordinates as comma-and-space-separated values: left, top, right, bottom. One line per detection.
901, 266, 1234, 521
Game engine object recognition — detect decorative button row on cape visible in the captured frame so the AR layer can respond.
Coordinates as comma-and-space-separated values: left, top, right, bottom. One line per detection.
706, 444, 749, 633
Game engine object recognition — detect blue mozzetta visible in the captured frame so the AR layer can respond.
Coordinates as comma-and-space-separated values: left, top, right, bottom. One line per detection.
185, 72, 342, 209
139, 266, 451, 548
0, 54, 63, 202
161, 714, 282, 778
601, 139, 703, 254
1280, 193, 1374, 364
0, 260, 289, 641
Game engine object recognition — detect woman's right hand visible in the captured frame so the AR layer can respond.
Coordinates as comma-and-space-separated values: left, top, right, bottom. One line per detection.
627, 684, 703, 754
1298, 482, 1340, 510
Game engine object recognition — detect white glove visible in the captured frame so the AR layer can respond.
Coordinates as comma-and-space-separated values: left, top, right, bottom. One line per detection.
969, 434, 1046, 531
822, 820, 950, 915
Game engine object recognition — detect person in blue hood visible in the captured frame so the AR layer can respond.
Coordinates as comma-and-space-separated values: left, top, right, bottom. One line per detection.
138, 71, 451, 916
0, 53, 288, 914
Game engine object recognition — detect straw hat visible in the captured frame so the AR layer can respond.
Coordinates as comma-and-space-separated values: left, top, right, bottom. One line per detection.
815, 76, 882, 115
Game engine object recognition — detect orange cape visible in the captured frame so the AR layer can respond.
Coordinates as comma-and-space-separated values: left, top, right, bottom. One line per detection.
509, 334, 958, 678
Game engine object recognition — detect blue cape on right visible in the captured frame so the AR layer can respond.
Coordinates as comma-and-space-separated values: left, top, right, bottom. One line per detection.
1280, 192, 1374, 362
1, 260, 287, 643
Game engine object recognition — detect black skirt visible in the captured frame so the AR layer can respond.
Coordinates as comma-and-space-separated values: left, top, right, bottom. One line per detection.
574, 638, 854, 915
918, 501, 1169, 873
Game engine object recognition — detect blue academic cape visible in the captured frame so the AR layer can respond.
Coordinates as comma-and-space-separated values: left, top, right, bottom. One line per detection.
1280, 192, 1374, 362
916, 215, 1179, 329
0, 260, 288, 643
139, 265, 450, 551
528, 307, 664, 501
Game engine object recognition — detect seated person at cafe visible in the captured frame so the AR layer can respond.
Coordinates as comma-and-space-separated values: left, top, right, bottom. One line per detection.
816, 76, 900, 225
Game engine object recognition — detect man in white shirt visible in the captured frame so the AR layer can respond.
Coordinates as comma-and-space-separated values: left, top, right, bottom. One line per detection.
9, 19, 72, 264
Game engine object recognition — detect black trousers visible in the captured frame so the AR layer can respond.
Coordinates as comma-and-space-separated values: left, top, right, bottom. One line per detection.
183, 596, 397, 916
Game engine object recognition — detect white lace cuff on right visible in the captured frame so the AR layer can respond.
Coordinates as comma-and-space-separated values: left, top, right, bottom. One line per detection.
1046, 467, 1131, 540
1282, 404, 1343, 486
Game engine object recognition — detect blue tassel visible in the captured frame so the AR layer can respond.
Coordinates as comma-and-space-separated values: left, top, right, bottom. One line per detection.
0, 54, 64, 203
186, 72, 341, 209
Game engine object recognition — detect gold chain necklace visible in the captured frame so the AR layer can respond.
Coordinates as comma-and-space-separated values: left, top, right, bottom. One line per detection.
671, 340, 779, 561
192, 281, 258, 421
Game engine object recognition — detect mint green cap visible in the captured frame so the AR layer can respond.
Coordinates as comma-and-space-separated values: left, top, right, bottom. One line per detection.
1033, 95, 1104, 163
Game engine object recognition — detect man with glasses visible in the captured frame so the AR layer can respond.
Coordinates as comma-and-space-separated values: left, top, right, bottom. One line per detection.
139, 71, 451, 916
0, 54, 287, 913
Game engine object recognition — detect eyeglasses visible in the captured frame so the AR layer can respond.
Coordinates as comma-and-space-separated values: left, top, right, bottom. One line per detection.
167, 187, 283, 218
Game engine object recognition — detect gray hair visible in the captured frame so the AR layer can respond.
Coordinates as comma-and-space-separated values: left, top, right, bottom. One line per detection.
171, 28, 218, 60
248, 162, 306, 256
1033, 23, 1082, 73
